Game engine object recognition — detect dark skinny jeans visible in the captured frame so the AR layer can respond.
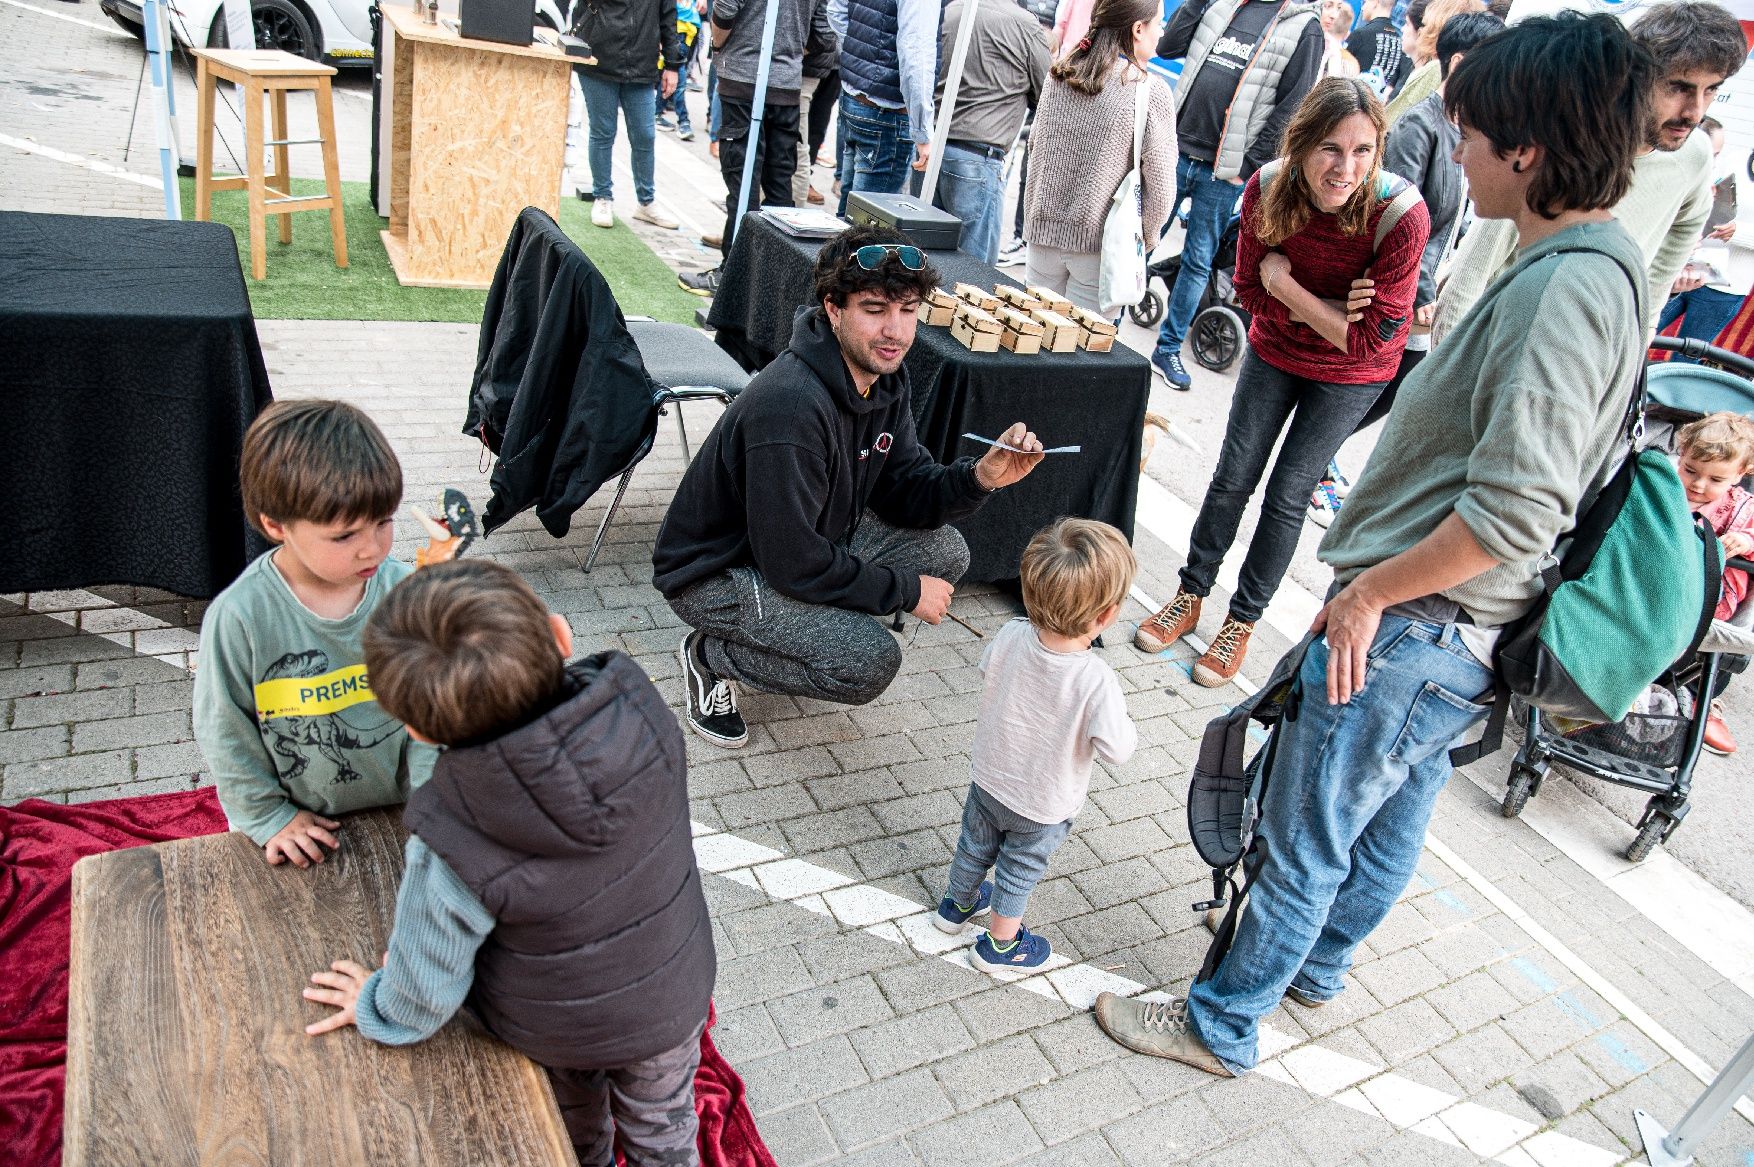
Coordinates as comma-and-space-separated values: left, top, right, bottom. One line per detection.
1180, 350, 1387, 623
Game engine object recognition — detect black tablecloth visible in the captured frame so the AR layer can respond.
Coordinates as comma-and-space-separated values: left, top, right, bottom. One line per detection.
0, 212, 272, 598
708, 213, 1152, 584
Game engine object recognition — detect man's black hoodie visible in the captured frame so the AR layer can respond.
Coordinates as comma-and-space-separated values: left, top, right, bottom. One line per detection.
652, 308, 989, 616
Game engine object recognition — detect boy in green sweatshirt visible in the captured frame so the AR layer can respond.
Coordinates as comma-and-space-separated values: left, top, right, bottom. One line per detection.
194, 400, 433, 866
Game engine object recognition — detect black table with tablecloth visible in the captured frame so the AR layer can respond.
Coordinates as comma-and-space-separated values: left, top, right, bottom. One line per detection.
707, 213, 1152, 585
0, 212, 272, 598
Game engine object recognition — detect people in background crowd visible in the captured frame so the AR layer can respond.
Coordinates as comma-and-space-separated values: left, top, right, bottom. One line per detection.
1098, 10, 1655, 1080
1433, 0, 1746, 341
929, 0, 1051, 264
1346, 0, 1412, 94
1320, 0, 1361, 77
1023, 0, 1176, 315
679, 0, 837, 296
1147, 0, 1324, 390
1134, 78, 1428, 686
574, 0, 683, 231
1658, 116, 1750, 359
830, 0, 940, 210
1384, 0, 1484, 121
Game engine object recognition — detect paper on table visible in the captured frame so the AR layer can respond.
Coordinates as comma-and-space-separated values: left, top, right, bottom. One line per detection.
963, 433, 1081, 454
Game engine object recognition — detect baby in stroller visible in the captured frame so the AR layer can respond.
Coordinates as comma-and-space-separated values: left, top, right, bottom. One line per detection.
1674, 411, 1754, 754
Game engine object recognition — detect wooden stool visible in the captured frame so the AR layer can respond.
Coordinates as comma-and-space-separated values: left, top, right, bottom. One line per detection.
192, 48, 347, 281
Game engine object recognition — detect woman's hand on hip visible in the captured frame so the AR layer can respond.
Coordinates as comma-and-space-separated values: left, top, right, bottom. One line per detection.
1345, 277, 1376, 321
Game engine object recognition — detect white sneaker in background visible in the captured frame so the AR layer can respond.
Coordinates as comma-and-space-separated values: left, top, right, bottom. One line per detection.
633, 203, 679, 230
591, 200, 614, 229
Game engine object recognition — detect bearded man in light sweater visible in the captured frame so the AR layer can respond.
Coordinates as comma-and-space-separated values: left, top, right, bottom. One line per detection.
1095, 11, 1653, 1078
1432, 0, 1746, 342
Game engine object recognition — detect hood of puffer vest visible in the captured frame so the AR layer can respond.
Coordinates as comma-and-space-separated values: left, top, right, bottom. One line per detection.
789, 305, 911, 417
419, 652, 681, 857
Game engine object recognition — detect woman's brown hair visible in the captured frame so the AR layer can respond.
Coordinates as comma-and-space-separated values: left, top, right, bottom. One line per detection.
1050, 0, 1159, 95
1252, 78, 1388, 248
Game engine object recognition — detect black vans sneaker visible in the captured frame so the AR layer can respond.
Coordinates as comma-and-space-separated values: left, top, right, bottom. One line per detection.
678, 631, 748, 748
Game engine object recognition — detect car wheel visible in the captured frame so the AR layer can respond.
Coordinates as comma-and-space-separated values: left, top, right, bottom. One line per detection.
107, 8, 146, 38
208, 0, 318, 60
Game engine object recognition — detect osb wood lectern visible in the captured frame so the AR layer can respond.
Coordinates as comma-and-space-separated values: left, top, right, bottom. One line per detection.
62, 807, 573, 1166
379, 6, 572, 288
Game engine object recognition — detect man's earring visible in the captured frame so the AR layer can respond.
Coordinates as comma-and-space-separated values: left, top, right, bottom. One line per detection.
1511, 160, 1525, 173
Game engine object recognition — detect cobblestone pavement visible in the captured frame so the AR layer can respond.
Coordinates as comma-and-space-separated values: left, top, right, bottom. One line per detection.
9, 5, 1754, 1165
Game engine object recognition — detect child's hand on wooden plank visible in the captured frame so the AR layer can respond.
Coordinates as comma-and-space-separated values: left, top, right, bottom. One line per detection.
303, 958, 374, 1035
264, 809, 340, 867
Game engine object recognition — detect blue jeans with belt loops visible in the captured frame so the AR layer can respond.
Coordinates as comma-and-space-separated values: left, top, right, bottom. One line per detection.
1185, 617, 1493, 1073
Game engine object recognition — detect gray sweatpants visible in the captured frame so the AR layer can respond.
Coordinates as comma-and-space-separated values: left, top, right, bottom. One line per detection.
548, 1017, 706, 1167
667, 514, 970, 706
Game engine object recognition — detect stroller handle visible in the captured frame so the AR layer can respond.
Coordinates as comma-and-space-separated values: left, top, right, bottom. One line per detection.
1650, 335, 1754, 379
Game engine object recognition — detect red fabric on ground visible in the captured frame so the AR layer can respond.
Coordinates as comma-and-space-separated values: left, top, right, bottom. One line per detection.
0, 789, 773, 1167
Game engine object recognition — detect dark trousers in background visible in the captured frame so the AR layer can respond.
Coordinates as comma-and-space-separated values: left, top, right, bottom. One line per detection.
1181, 351, 1386, 623
548, 1016, 706, 1167
807, 68, 840, 162
717, 98, 800, 252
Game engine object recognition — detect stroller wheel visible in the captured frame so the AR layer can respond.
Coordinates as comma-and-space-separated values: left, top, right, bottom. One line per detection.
1626, 814, 1671, 862
1501, 767, 1539, 819
1191, 305, 1246, 372
1129, 289, 1164, 329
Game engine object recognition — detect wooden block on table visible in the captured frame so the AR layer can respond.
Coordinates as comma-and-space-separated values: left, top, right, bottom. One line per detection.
994, 284, 1044, 314
1000, 328, 1042, 354
1065, 306, 1118, 352
994, 304, 1043, 337
951, 303, 1002, 352
1030, 308, 1081, 353
917, 287, 958, 326
954, 282, 1000, 313
1027, 286, 1074, 316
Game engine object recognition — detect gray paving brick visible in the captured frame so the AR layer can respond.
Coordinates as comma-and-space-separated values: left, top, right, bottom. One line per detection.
711, 1004, 786, 1063
794, 929, 915, 985
713, 784, 818, 830
1503, 993, 1603, 1061
0, 664, 74, 699
1355, 997, 1457, 1064
852, 828, 946, 880
132, 740, 208, 780
934, 1034, 1057, 1112
751, 1102, 839, 1166
809, 768, 906, 811
828, 733, 925, 774
131, 680, 194, 716
1431, 1022, 1538, 1093
1571, 1022, 1663, 1089
1054, 903, 1161, 961
716, 946, 818, 1010
65, 774, 203, 803
874, 953, 988, 1015
821, 1068, 954, 1150
1424, 968, 1519, 1034
0, 726, 70, 765
1029, 1014, 1127, 1076
9, 686, 132, 728
2, 747, 132, 798
830, 1140, 923, 1167
1067, 856, 1166, 911
766, 712, 862, 751
872, 789, 962, 835
767, 975, 896, 1048
1101, 1094, 1224, 1167
74, 655, 190, 690
779, 806, 888, 852
1083, 817, 1173, 862
1360, 1131, 1484, 1167
69, 711, 190, 754
1011, 1131, 1123, 1167
1510, 1049, 1612, 1119
1351, 946, 1446, 1008
1016, 1063, 1144, 1144
1087, 779, 1177, 825
720, 900, 842, 955
908, 1100, 1044, 1166
742, 1035, 871, 1115
951, 986, 1073, 1045
849, 1003, 976, 1080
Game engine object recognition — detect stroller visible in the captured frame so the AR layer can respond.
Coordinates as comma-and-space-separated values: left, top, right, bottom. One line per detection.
1129, 215, 1253, 373
1500, 336, 1754, 861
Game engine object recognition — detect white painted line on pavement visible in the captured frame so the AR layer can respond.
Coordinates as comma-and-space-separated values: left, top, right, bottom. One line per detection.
0, 132, 162, 188
0, 0, 134, 35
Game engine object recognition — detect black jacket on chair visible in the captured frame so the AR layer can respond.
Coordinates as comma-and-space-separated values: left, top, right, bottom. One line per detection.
465, 208, 657, 538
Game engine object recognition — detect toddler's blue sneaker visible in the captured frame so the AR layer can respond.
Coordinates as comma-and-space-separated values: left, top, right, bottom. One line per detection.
970, 927, 1052, 973
933, 881, 993, 934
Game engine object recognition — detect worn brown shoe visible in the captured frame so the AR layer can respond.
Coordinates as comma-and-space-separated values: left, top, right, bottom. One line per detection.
1092, 993, 1234, 1077
1192, 617, 1254, 687
1134, 590, 1201, 653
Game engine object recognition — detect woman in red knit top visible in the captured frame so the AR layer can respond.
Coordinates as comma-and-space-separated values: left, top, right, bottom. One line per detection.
1136, 77, 1428, 685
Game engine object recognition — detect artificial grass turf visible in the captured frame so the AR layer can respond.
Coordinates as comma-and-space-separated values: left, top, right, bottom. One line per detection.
179, 176, 702, 325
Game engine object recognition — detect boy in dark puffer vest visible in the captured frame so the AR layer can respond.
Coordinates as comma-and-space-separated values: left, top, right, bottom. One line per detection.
300, 560, 715, 1167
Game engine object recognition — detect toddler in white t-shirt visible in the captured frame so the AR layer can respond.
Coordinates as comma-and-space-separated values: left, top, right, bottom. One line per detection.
933, 519, 1139, 973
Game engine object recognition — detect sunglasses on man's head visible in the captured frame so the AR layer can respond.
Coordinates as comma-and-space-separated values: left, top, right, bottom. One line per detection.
854, 243, 926, 271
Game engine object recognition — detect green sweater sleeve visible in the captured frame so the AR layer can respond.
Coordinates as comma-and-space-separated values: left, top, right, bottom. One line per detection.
193, 600, 300, 846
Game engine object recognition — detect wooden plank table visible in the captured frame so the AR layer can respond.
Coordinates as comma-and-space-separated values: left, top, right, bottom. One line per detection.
378, 6, 573, 288
63, 807, 574, 1166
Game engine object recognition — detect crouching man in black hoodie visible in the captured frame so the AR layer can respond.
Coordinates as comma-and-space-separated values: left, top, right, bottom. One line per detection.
652, 224, 1045, 748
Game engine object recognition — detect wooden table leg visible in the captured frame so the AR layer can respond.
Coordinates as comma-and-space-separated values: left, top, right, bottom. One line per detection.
271, 87, 291, 245
316, 78, 347, 268
244, 77, 266, 280
194, 58, 213, 221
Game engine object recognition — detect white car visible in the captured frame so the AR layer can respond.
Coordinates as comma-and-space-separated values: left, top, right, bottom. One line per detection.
99, 0, 573, 66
